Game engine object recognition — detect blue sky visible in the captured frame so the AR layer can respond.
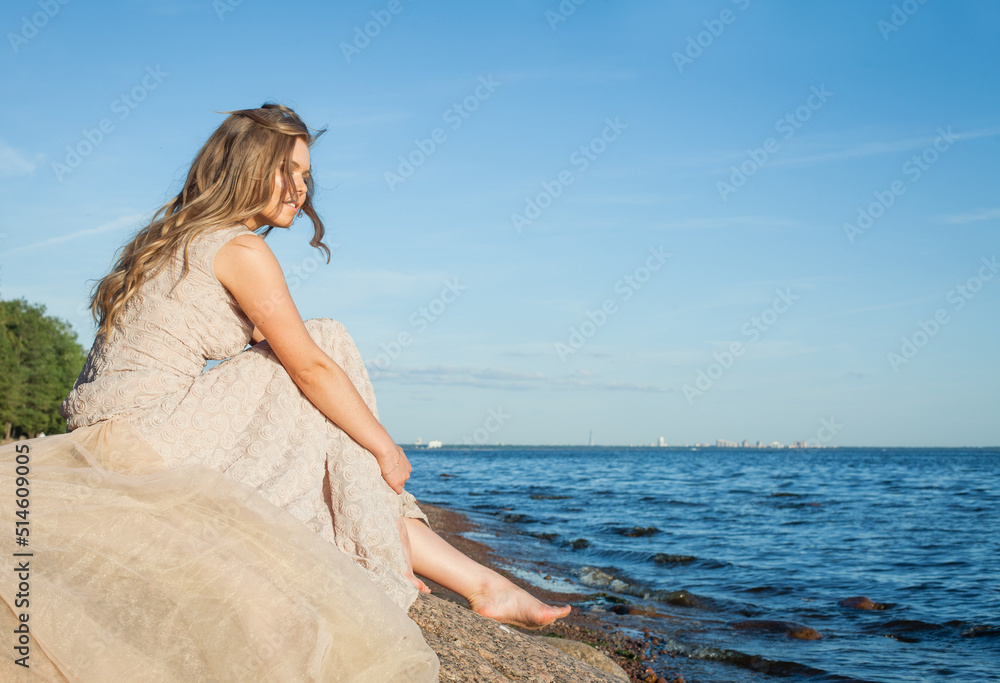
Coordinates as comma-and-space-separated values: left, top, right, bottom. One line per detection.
1, 0, 997, 447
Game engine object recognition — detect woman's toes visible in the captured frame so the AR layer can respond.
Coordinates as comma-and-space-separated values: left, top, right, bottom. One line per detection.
468, 583, 572, 629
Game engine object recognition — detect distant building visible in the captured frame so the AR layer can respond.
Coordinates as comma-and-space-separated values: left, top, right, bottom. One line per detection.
414, 437, 423, 446
741, 440, 749, 448
658, 436, 667, 447
427, 440, 442, 449
716, 439, 738, 448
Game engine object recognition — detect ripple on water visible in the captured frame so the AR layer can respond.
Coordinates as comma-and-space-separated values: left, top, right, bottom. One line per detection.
658, 639, 829, 679
407, 445, 1000, 682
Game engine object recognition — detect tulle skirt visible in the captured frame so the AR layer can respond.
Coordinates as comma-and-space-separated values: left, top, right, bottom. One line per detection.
0, 421, 439, 682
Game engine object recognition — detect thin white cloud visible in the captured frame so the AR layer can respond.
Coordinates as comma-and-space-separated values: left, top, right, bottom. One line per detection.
569, 193, 669, 206
321, 111, 412, 128
688, 126, 1000, 176
824, 295, 940, 318
329, 267, 469, 300
940, 208, 1000, 225
0, 139, 41, 178
368, 364, 668, 392
769, 126, 1000, 169
498, 67, 636, 85
654, 216, 801, 230
1, 214, 143, 257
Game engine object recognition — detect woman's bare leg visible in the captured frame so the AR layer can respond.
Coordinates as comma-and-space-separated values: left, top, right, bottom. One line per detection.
396, 517, 431, 594
403, 517, 572, 628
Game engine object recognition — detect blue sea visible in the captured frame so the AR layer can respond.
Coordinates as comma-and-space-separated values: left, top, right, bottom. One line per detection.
406, 446, 999, 682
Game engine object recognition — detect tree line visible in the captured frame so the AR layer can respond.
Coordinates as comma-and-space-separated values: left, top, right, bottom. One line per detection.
0, 297, 87, 440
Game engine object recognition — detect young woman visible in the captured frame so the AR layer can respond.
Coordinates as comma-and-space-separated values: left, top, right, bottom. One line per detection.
5, 103, 568, 678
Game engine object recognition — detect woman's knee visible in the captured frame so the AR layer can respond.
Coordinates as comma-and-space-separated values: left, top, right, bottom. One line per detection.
304, 317, 347, 338
304, 318, 356, 357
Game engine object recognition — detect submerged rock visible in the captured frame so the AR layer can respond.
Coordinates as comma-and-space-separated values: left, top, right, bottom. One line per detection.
609, 604, 665, 618
653, 553, 697, 565
874, 618, 946, 642
839, 596, 893, 610
659, 590, 702, 608
621, 526, 660, 537
592, 592, 631, 605
499, 512, 537, 524
579, 567, 634, 594
571, 538, 590, 550
731, 619, 823, 640
961, 624, 1000, 638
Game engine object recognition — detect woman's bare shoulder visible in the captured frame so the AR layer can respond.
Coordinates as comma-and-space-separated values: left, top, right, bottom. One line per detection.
220, 230, 269, 251
213, 231, 279, 283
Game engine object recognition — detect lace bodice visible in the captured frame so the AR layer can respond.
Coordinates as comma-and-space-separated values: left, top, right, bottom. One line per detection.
61, 224, 254, 428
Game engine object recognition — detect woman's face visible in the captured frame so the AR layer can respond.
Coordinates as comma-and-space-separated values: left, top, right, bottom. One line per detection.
249, 136, 311, 230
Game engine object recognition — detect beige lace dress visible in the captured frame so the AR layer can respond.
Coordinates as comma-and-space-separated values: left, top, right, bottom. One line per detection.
60, 223, 426, 609
0, 224, 439, 681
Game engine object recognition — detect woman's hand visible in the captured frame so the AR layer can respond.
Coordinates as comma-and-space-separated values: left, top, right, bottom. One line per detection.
377, 445, 412, 494
216, 234, 403, 469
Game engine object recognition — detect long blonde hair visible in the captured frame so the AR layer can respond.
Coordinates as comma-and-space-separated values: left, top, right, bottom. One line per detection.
90, 103, 329, 338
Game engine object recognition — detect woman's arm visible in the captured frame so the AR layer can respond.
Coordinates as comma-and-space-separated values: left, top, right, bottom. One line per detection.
214, 233, 411, 492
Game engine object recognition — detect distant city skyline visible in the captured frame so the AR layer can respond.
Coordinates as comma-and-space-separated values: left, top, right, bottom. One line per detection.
409, 430, 980, 449
1, 1, 997, 447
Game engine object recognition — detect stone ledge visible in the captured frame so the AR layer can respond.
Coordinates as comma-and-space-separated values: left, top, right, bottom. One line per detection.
410, 592, 626, 682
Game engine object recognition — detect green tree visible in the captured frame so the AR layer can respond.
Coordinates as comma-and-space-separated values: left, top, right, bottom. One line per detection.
0, 298, 87, 439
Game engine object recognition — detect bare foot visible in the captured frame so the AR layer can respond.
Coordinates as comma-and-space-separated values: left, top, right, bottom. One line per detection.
466, 577, 572, 629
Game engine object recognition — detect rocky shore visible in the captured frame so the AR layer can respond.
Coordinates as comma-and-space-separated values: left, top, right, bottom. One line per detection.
411, 503, 689, 683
